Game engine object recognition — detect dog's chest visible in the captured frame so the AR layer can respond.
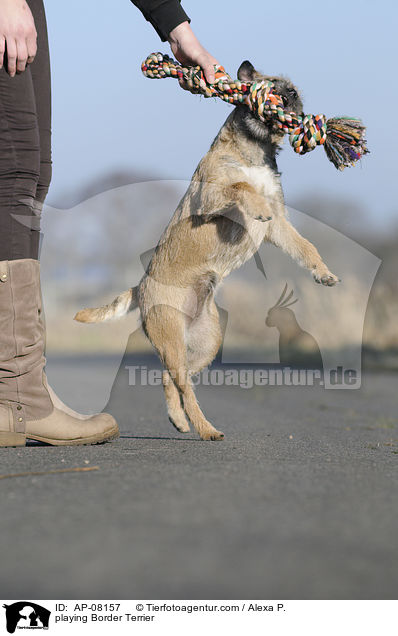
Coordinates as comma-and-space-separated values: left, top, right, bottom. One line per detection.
239, 165, 281, 199
213, 164, 281, 277
213, 214, 268, 278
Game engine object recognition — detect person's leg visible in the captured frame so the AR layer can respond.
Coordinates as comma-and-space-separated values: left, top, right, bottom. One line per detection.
0, 1, 119, 446
0, 0, 51, 260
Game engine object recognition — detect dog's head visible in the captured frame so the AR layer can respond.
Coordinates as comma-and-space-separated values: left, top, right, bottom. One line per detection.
236, 60, 304, 144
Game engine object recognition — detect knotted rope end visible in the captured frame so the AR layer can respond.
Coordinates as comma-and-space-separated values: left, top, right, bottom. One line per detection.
324, 117, 369, 170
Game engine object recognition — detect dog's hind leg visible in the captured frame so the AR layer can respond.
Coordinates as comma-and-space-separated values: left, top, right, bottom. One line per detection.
186, 298, 223, 375
162, 369, 190, 433
144, 305, 224, 441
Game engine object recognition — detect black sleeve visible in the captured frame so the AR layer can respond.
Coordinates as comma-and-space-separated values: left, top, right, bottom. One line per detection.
131, 0, 190, 41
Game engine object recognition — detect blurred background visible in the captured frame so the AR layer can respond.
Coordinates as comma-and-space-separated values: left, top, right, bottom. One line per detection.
41, 0, 397, 369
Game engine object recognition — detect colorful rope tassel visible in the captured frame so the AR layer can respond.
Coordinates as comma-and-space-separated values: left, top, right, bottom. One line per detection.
142, 53, 368, 171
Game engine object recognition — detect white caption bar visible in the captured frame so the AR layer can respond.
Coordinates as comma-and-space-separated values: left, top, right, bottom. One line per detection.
1, 600, 397, 635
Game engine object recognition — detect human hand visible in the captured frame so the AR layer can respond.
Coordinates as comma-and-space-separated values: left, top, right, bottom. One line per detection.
168, 21, 219, 84
0, 0, 37, 77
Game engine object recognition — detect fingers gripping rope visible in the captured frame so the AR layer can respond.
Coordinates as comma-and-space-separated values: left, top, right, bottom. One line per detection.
141, 53, 368, 170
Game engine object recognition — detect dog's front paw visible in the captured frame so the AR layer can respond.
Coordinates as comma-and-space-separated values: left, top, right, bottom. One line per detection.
313, 268, 340, 286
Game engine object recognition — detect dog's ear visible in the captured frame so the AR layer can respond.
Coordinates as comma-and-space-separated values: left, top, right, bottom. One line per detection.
237, 60, 255, 82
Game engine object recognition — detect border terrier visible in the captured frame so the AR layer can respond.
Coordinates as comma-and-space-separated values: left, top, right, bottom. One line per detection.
75, 61, 339, 441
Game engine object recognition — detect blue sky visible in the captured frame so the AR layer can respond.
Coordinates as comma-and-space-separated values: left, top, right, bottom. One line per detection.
45, 0, 397, 230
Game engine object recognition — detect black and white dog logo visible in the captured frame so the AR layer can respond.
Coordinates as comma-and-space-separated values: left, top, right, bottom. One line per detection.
3, 603, 50, 633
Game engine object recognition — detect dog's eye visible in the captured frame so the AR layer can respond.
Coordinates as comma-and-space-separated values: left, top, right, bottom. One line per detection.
280, 88, 298, 108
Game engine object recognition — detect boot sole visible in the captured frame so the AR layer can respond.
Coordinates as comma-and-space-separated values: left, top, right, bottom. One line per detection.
0, 425, 119, 447
0, 432, 26, 447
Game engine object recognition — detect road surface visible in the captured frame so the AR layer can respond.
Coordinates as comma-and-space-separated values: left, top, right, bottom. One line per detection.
0, 355, 397, 599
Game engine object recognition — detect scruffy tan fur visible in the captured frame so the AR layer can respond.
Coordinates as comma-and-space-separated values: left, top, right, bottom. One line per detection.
75, 61, 339, 441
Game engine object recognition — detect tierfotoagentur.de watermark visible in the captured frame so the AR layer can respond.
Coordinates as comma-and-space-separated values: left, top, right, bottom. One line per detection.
126, 365, 358, 389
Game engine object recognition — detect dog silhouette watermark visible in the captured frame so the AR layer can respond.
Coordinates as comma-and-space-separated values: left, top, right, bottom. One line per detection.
37, 182, 381, 417
3, 602, 50, 634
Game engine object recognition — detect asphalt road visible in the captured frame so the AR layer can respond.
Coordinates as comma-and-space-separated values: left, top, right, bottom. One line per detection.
0, 355, 397, 600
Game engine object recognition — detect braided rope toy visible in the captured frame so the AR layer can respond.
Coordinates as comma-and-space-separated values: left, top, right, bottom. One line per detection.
142, 53, 368, 171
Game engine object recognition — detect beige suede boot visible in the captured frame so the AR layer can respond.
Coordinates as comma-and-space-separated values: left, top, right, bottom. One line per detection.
0, 259, 119, 446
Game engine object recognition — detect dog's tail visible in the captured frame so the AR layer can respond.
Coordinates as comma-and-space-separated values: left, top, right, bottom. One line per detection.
74, 286, 139, 324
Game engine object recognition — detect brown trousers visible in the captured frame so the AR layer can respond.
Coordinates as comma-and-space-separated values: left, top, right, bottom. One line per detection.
0, 0, 51, 260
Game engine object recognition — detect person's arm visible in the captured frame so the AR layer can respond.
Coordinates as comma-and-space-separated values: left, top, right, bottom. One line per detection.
0, 0, 37, 76
131, 0, 189, 42
131, 1, 218, 83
